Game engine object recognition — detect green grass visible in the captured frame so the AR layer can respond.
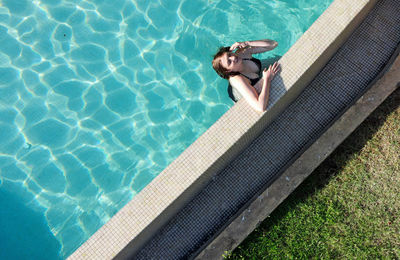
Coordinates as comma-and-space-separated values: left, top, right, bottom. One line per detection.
226, 88, 400, 259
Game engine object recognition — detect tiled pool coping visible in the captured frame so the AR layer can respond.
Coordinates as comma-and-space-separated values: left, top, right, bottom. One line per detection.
69, 0, 378, 258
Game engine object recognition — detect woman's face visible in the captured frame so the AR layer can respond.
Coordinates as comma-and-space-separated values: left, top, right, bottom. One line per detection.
219, 52, 242, 72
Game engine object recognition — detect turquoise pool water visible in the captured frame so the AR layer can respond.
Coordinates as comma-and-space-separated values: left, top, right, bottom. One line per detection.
0, 0, 333, 258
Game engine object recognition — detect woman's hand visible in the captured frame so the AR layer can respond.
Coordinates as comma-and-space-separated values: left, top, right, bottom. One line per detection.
263, 62, 280, 82
229, 41, 250, 52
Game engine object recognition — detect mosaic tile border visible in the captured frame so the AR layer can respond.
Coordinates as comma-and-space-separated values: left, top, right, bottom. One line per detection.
69, 0, 377, 259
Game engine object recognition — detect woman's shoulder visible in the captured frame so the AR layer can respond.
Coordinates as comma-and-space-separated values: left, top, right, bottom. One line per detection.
229, 74, 252, 89
229, 74, 245, 82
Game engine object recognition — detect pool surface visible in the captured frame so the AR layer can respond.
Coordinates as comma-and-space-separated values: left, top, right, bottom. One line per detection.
0, 0, 333, 258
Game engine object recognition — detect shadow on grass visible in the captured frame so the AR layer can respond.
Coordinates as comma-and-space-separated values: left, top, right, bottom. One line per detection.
234, 87, 400, 250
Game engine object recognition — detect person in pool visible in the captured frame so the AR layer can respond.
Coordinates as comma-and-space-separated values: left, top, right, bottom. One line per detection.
212, 39, 280, 112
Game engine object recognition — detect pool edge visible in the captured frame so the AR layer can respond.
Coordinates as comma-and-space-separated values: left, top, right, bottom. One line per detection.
68, 0, 378, 259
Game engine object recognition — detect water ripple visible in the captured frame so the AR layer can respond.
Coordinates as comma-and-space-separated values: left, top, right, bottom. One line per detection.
0, 0, 333, 258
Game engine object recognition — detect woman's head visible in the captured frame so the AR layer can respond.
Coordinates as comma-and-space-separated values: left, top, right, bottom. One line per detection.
212, 47, 241, 79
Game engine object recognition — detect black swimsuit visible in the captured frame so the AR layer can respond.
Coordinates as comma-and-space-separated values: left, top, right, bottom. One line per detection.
228, 57, 262, 102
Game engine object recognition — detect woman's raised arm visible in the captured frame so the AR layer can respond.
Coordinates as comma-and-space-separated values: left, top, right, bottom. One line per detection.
230, 39, 278, 56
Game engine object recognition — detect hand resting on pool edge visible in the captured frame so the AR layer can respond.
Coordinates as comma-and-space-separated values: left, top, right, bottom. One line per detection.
212, 39, 280, 112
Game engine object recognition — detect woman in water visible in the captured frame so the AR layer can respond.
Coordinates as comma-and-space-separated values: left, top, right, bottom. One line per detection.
212, 39, 280, 112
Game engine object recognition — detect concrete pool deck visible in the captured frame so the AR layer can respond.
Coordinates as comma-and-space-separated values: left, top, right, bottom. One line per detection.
69, 0, 400, 258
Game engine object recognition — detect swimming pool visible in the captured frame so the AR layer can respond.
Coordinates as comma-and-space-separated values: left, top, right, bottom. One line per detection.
0, 0, 333, 258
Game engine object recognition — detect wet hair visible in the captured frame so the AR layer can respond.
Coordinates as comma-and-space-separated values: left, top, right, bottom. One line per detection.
212, 47, 240, 79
